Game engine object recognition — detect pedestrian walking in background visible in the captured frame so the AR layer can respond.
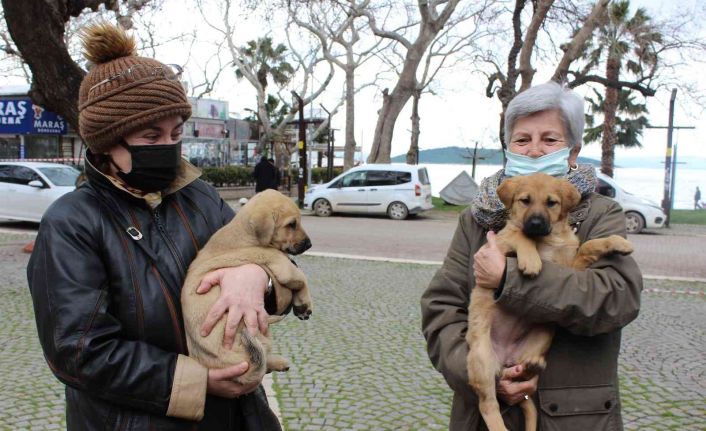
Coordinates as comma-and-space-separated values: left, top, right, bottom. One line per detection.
695, 186, 701, 209
253, 156, 278, 192
421, 81, 642, 430
26, 22, 281, 430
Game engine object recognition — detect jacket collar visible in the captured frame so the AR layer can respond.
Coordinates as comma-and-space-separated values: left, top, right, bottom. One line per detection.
84, 150, 202, 206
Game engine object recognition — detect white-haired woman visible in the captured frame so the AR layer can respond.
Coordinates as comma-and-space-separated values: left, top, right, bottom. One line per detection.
422, 81, 642, 430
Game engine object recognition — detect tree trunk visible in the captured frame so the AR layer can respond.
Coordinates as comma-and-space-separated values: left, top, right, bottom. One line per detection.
367, 0, 459, 165
2, 0, 86, 131
601, 56, 620, 178
343, 65, 356, 171
406, 89, 421, 164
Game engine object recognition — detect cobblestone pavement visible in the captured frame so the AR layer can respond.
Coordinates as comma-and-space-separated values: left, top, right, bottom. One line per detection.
2, 234, 705, 430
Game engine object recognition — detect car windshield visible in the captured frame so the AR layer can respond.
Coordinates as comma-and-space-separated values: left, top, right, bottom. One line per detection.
37, 166, 80, 186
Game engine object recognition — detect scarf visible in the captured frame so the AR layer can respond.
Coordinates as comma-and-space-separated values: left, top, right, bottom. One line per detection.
470, 164, 597, 232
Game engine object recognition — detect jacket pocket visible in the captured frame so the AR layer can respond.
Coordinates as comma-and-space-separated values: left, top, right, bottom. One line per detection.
538, 384, 621, 431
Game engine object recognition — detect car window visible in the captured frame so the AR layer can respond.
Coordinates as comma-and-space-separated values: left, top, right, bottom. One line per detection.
340, 171, 367, 187
396, 172, 411, 184
0, 165, 41, 185
38, 166, 80, 187
596, 179, 616, 198
418, 168, 430, 185
367, 170, 397, 187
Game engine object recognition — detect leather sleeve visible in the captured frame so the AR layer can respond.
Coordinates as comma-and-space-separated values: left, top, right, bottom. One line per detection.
496, 197, 643, 336
421, 211, 477, 394
27, 199, 181, 416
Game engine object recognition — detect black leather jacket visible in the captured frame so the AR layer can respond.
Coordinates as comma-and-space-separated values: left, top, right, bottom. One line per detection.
27, 158, 281, 430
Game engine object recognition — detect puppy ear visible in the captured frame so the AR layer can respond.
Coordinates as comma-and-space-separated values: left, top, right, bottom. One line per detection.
559, 180, 581, 216
250, 213, 276, 245
496, 177, 518, 209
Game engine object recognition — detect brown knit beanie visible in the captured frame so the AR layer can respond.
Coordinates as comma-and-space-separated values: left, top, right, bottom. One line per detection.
78, 22, 192, 153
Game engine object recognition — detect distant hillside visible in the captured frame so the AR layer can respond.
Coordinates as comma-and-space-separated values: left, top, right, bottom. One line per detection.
392, 146, 600, 166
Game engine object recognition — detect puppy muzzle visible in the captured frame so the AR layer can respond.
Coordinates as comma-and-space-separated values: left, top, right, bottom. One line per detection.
287, 237, 312, 255
522, 215, 552, 237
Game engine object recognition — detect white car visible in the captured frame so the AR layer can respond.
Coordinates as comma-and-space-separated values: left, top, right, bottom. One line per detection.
595, 172, 666, 234
0, 161, 80, 223
303, 163, 433, 220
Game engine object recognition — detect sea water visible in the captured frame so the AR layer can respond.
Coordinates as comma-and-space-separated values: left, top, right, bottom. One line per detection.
421, 163, 705, 210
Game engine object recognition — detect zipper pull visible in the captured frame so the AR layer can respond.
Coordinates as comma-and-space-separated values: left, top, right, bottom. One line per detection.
126, 226, 143, 240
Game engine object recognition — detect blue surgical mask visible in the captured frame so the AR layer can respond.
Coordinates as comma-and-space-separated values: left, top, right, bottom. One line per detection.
504, 147, 571, 177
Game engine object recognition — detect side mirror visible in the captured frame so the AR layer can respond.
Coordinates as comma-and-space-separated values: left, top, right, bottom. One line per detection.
28, 180, 45, 188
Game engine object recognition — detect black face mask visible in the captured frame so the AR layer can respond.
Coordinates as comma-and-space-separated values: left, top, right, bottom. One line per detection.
113, 141, 182, 192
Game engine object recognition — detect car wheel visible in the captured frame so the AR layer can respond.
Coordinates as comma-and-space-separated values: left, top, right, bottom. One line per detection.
387, 201, 409, 220
313, 199, 332, 217
625, 211, 645, 234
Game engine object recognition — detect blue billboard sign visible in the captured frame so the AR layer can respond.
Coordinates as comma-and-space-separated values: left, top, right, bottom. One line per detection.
0, 97, 67, 135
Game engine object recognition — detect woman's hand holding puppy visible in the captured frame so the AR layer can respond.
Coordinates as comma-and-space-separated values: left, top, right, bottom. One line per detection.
197, 264, 269, 350
207, 362, 260, 398
473, 231, 506, 290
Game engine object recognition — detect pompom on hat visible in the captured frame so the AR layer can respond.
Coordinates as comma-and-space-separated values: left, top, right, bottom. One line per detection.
78, 22, 191, 153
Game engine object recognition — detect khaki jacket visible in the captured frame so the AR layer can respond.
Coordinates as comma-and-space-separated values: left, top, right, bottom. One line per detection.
421, 193, 642, 431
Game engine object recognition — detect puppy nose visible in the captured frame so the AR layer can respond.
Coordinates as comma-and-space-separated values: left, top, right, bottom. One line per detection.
523, 215, 551, 237
302, 237, 312, 251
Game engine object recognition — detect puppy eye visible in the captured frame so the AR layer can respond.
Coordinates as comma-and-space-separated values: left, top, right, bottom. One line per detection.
519, 197, 531, 205
287, 221, 297, 229
547, 200, 558, 208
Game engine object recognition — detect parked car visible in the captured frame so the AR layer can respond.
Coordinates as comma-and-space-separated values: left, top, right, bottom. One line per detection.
595, 172, 666, 234
303, 163, 433, 220
0, 161, 80, 223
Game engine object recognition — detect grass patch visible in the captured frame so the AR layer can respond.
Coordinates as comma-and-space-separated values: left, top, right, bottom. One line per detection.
432, 196, 467, 213
669, 209, 706, 225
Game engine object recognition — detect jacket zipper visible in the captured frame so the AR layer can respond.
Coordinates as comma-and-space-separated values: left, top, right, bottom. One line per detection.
151, 208, 187, 279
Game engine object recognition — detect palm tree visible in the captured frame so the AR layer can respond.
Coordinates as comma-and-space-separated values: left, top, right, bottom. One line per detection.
235, 37, 295, 151
584, 88, 650, 149
236, 37, 294, 92
581, 0, 661, 177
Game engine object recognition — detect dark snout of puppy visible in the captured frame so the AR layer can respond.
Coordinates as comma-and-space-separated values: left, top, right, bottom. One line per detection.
523, 214, 552, 237
287, 236, 312, 255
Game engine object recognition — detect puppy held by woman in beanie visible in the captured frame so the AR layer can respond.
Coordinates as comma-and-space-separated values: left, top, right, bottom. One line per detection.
466, 173, 633, 431
182, 189, 312, 386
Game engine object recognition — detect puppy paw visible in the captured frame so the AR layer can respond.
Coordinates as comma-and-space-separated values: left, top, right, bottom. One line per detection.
607, 235, 634, 255
518, 255, 542, 277
266, 355, 291, 372
521, 357, 547, 377
293, 303, 312, 320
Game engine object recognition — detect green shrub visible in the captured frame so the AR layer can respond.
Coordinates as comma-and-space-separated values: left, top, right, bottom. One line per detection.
200, 166, 254, 187
310, 167, 343, 184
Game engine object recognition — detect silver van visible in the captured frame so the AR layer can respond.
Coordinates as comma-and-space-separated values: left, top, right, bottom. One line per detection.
303, 163, 433, 220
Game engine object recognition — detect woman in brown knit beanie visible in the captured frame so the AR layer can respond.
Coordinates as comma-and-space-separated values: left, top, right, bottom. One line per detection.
27, 22, 282, 430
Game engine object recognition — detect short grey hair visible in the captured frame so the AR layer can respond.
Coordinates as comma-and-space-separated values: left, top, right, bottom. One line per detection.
504, 81, 585, 149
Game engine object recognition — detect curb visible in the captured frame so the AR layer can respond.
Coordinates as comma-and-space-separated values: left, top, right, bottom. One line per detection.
305, 251, 706, 284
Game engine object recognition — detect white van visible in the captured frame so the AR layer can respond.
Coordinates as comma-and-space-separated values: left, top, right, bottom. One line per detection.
303, 163, 433, 220
595, 172, 666, 234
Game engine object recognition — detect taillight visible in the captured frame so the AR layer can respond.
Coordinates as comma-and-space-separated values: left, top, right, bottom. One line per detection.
415, 183, 421, 196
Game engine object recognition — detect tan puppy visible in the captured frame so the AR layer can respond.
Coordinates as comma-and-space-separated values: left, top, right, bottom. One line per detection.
182, 189, 312, 386
466, 173, 633, 431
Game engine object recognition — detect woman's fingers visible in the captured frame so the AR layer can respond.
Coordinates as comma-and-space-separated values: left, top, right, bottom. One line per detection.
200, 300, 228, 337
210, 362, 249, 380
223, 307, 244, 350
196, 268, 225, 294
242, 309, 260, 337
257, 310, 269, 335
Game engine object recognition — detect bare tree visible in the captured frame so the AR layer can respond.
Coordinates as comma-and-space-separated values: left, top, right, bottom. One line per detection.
198, 0, 337, 160
483, 0, 610, 151
372, 3, 499, 164
0, 0, 187, 130
355, 0, 467, 163
289, 0, 388, 170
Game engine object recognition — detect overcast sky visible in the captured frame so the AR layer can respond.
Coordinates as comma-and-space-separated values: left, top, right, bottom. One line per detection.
2, 0, 704, 164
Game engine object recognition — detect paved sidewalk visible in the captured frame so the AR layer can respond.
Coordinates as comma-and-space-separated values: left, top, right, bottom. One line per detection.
3, 233, 703, 430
